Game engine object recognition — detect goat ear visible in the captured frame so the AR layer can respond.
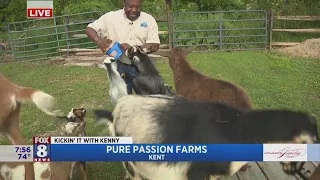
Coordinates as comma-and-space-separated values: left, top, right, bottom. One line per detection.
182, 46, 196, 54
81, 108, 86, 118
152, 50, 173, 59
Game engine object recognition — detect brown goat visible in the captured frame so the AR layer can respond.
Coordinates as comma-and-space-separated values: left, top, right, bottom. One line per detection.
153, 47, 253, 110
153, 47, 253, 172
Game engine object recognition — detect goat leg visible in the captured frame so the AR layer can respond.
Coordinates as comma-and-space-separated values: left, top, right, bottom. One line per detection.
3, 103, 35, 180
78, 161, 87, 180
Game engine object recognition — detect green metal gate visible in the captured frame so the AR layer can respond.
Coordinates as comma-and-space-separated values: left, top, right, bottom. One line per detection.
172, 10, 268, 51
7, 11, 103, 61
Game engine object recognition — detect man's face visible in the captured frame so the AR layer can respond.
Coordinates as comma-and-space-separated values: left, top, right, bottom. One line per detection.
124, 0, 142, 21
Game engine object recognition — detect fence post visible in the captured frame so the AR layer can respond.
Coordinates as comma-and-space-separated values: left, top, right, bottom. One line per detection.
65, 16, 71, 56
7, 24, 15, 61
267, 9, 274, 50
166, 0, 173, 49
219, 12, 223, 50
53, 17, 61, 56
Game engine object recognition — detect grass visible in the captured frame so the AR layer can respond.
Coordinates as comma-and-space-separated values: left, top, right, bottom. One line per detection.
0, 50, 319, 179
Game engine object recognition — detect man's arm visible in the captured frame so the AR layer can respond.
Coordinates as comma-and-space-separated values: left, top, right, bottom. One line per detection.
85, 27, 102, 43
142, 16, 161, 52
86, 14, 112, 53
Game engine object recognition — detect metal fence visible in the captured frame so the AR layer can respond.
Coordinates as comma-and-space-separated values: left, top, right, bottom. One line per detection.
7, 11, 103, 61
6, 10, 269, 61
172, 10, 268, 51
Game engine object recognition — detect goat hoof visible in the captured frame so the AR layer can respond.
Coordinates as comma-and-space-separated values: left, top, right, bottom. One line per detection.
240, 164, 249, 171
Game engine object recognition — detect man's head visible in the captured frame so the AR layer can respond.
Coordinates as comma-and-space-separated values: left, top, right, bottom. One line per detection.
123, 0, 142, 21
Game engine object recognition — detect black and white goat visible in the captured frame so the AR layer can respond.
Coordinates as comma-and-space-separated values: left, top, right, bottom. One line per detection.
125, 46, 173, 96
94, 95, 319, 180
102, 57, 128, 106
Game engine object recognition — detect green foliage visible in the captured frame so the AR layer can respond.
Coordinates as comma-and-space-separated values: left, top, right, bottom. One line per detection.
243, 0, 320, 16
142, 0, 167, 17
0, 0, 27, 31
61, 0, 116, 15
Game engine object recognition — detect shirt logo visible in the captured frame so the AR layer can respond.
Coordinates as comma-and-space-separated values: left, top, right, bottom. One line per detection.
140, 21, 148, 28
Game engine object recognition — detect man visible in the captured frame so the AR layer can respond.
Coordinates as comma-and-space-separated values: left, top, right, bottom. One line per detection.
85, 0, 161, 94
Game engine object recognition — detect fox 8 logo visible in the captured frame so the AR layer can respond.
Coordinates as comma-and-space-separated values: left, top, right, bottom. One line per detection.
36, 144, 48, 158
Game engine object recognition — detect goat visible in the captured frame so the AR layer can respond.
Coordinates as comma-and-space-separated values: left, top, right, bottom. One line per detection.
102, 57, 128, 106
0, 108, 88, 180
124, 45, 169, 95
153, 47, 253, 110
0, 72, 63, 179
0, 72, 63, 145
94, 95, 319, 180
153, 47, 253, 171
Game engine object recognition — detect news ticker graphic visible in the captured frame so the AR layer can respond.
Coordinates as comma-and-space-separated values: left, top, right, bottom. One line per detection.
47, 144, 320, 162
1, 136, 319, 162
0, 145, 33, 162
27, 0, 53, 19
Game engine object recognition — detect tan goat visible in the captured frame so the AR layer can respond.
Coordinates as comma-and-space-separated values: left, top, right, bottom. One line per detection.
0, 108, 88, 180
0, 72, 63, 145
0, 72, 64, 179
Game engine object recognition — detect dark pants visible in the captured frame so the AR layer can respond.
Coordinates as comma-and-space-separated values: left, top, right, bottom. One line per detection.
116, 61, 138, 94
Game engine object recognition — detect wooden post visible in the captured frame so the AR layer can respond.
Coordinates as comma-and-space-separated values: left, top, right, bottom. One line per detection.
166, 0, 173, 49
267, 9, 274, 50
65, 16, 71, 56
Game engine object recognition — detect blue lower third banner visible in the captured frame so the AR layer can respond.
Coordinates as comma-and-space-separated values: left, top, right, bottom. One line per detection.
50, 144, 263, 161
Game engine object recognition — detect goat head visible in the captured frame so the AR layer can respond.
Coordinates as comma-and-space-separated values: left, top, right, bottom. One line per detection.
55, 107, 87, 136
125, 45, 151, 65
67, 108, 86, 123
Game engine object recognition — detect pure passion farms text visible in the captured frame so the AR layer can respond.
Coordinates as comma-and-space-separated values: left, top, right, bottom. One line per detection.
106, 145, 208, 161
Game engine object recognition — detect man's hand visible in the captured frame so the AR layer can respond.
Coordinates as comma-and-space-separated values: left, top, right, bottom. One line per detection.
120, 43, 131, 51
96, 38, 112, 53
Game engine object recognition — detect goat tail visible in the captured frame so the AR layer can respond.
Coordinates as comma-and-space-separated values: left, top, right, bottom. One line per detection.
94, 109, 113, 123
16, 87, 63, 116
93, 109, 115, 136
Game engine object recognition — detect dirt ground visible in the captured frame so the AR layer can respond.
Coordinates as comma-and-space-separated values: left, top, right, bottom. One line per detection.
276, 38, 320, 59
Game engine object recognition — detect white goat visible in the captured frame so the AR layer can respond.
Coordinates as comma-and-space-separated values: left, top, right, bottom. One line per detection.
102, 57, 128, 107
